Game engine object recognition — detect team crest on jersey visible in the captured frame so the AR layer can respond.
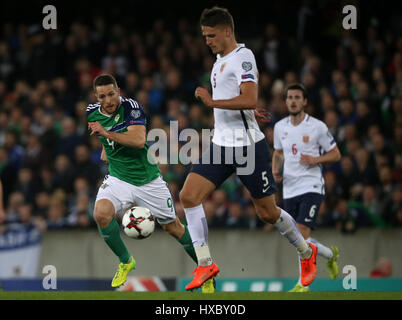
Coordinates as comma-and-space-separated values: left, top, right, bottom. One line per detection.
220, 63, 226, 73
242, 61, 252, 72
302, 135, 310, 143
131, 109, 141, 119
114, 114, 120, 122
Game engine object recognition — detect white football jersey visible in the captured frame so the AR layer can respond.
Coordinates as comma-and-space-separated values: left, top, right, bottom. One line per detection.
210, 44, 265, 147
273, 114, 337, 199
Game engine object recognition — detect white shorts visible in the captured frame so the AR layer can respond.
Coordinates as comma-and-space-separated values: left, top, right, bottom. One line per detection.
96, 175, 176, 225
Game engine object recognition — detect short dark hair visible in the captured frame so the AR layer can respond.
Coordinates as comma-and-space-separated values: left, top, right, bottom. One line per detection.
93, 74, 118, 91
285, 83, 307, 99
200, 6, 234, 31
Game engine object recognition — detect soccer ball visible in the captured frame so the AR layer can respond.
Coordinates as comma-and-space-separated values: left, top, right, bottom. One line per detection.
122, 207, 155, 239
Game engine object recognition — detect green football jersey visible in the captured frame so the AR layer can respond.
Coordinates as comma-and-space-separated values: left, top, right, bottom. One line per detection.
86, 97, 160, 186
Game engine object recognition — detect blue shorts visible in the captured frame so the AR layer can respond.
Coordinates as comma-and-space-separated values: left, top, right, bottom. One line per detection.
190, 138, 277, 199
283, 192, 324, 229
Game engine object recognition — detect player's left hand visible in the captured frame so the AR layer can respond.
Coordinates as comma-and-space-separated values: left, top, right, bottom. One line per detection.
195, 87, 214, 107
254, 108, 272, 123
300, 154, 317, 166
88, 121, 108, 137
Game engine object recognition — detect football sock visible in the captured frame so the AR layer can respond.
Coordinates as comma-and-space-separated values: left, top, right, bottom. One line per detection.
99, 218, 131, 264
184, 204, 212, 266
195, 245, 213, 267
306, 237, 333, 260
177, 225, 198, 264
184, 204, 209, 247
274, 209, 312, 260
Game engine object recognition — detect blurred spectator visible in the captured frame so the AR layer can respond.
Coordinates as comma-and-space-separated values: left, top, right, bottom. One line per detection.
225, 202, 247, 229
22, 133, 51, 172
333, 199, 359, 234
52, 154, 75, 193
209, 189, 229, 228
72, 144, 102, 184
0, 179, 5, 223
46, 192, 69, 230
57, 117, 82, 158
370, 257, 393, 277
323, 170, 343, 213
353, 147, 379, 186
245, 201, 265, 230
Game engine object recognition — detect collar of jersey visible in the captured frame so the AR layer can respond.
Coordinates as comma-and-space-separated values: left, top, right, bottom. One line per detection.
98, 96, 123, 117
288, 113, 310, 127
217, 43, 245, 61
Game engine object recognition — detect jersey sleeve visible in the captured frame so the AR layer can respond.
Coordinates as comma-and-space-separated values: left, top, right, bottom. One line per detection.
124, 99, 146, 126
273, 123, 283, 150
235, 49, 258, 86
317, 122, 336, 152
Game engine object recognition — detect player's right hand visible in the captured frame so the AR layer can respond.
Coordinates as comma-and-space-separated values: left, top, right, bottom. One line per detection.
254, 108, 272, 123
272, 170, 283, 183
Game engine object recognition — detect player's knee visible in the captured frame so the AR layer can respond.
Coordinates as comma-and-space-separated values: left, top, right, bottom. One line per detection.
179, 189, 200, 208
93, 202, 114, 228
162, 220, 183, 238
255, 203, 280, 224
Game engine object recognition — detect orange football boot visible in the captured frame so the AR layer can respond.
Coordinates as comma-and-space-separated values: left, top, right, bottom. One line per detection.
186, 262, 220, 291
300, 243, 317, 287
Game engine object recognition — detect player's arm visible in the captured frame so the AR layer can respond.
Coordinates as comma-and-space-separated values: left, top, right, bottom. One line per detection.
100, 145, 108, 163
300, 146, 341, 166
272, 149, 284, 183
89, 122, 146, 149
195, 81, 257, 110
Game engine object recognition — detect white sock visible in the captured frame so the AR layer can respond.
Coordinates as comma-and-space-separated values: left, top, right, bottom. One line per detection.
195, 245, 212, 267
274, 209, 312, 260
184, 204, 212, 266
307, 237, 333, 260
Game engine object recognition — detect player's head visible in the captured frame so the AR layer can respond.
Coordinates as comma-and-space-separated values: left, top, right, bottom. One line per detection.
200, 6, 235, 55
285, 83, 307, 116
93, 74, 121, 115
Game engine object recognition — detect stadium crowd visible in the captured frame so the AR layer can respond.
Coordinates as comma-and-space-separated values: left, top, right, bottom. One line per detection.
0, 2, 401, 236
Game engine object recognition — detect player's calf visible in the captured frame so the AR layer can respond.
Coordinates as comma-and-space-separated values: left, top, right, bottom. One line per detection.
252, 196, 281, 224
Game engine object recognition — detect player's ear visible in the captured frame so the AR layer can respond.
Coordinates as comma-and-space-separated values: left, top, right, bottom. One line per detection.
225, 26, 231, 37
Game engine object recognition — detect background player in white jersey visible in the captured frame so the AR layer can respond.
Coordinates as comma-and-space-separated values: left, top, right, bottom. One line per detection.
179, 7, 318, 291
273, 83, 341, 292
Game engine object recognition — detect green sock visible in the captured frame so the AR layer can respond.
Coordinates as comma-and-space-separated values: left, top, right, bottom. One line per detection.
99, 218, 131, 264
177, 225, 197, 264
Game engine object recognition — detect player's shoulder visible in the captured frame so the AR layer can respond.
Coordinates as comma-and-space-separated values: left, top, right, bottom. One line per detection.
274, 116, 291, 129
234, 45, 256, 60
121, 97, 143, 110
86, 102, 100, 117
305, 114, 328, 129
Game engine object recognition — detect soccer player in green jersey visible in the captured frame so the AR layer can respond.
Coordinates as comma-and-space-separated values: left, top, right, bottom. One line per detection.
87, 74, 212, 291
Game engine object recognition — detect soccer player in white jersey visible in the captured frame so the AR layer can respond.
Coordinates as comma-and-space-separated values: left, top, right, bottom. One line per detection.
179, 7, 318, 292
273, 83, 341, 292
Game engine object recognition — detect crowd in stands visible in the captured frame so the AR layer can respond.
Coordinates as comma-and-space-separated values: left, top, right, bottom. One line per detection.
0, 3, 401, 235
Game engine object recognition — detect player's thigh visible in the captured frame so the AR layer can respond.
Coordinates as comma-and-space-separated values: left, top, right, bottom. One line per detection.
296, 193, 324, 230
283, 196, 300, 221
133, 176, 178, 225
95, 175, 136, 217
181, 143, 234, 206
236, 139, 278, 199
179, 172, 218, 207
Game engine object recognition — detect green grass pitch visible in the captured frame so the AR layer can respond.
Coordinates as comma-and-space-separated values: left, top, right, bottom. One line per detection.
1, 291, 401, 300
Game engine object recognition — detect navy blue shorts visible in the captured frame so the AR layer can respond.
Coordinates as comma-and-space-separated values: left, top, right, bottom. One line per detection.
190, 138, 277, 199
283, 192, 324, 229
